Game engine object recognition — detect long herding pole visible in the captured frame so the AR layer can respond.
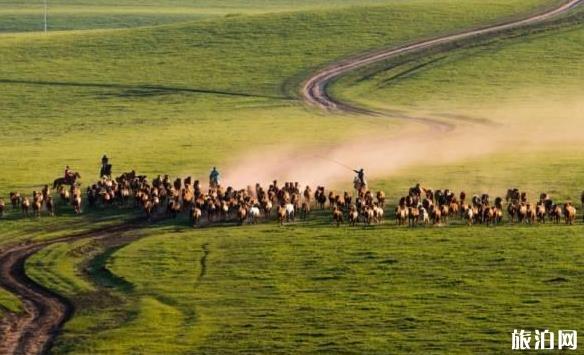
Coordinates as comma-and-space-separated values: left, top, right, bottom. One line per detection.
44, 0, 48, 32
313, 154, 355, 172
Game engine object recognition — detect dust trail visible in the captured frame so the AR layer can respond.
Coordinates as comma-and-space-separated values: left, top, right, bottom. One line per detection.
222, 97, 584, 188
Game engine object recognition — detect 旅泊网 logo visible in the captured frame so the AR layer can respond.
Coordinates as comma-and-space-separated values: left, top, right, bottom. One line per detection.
512, 329, 577, 351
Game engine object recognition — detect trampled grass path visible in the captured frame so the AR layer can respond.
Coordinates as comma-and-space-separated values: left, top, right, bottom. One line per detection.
0, 221, 147, 354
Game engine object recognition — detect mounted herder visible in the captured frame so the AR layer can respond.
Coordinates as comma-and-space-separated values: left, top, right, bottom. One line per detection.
353, 168, 367, 192
53, 165, 81, 189
100, 154, 112, 178
209, 167, 220, 188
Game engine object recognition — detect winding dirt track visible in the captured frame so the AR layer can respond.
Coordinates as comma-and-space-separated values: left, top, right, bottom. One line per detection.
302, 0, 583, 114
0, 222, 144, 354
0, 1, 583, 354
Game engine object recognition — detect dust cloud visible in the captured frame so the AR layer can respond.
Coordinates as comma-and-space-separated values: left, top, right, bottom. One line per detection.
222, 96, 584, 188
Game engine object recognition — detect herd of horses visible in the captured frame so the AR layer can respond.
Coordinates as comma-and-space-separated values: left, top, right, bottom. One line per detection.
395, 185, 580, 227
0, 172, 583, 228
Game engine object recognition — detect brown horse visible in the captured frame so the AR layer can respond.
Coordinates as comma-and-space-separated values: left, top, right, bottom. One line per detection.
72, 195, 82, 214
53, 172, 81, 189
536, 202, 546, 224
32, 194, 43, 217
10, 192, 21, 209
332, 207, 343, 227
300, 202, 310, 220
21, 197, 30, 217
408, 206, 419, 227
348, 205, 359, 226
395, 206, 408, 226
564, 202, 576, 225
376, 191, 386, 208
46, 197, 55, 216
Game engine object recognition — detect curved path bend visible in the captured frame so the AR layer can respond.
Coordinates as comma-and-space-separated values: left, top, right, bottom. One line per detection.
0, 222, 143, 354
302, 0, 583, 113
0, 1, 583, 354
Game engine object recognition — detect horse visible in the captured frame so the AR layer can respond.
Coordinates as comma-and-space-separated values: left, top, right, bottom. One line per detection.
237, 205, 247, 225
72, 195, 82, 215
277, 205, 287, 225
431, 206, 442, 225
353, 177, 367, 194
348, 205, 359, 226
9, 192, 21, 209
373, 205, 384, 224
464, 206, 474, 226
21, 197, 30, 217
536, 202, 546, 223
191, 206, 202, 226
564, 202, 576, 225
395, 206, 408, 226
332, 207, 343, 227
53, 172, 81, 189
100, 164, 112, 178
285, 203, 295, 222
248, 205, 261, 224
46, 197, 55, 216
376, 191, 386, 208
408, 206, 419, 227
300, 202, 310, 220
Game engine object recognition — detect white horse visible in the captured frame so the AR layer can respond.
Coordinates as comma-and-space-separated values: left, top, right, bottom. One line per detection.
248, 206, 261, 224
285, 203, 295, 222
419, 206, 429, 225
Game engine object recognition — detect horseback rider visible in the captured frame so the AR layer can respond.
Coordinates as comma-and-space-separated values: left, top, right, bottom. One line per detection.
64, 165, 71, 181
209, 167, 220, 187
353, 168, 366, 186
100, 154, 112, 177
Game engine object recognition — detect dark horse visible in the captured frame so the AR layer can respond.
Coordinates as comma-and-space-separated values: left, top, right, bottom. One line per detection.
53, 172, 81, 189
100, 164, 112, 178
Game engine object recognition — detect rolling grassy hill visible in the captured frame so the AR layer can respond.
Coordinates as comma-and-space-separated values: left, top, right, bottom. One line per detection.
0, 0, 561, 195
0, 0, 417, 32
330, 7, 584, 114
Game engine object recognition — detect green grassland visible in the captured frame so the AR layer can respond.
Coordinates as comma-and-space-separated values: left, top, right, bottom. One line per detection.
2, 0, 584, 352
0, 0, 564, 197
0, 0, 412, 33
330, 7, 584, 114
26, 223, 584, 353
1, 0, 554, 33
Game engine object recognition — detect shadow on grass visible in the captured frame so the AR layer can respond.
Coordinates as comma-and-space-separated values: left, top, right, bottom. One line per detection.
0, 79, 295, 101
86, 245, 134, 293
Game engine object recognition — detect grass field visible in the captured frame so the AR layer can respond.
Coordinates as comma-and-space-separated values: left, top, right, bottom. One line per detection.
0, 0, 426, 32
331, 8, 584, 114
2, 0, 584, 352
0, 0, 562, 195
26, 222, 584, 353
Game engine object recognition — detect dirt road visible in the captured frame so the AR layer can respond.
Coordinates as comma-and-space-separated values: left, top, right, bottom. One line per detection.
0, 222, 143, 354
302, 0, 582, 113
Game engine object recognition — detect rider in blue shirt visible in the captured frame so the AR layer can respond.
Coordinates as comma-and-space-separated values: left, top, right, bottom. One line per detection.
209, 167, 220, 186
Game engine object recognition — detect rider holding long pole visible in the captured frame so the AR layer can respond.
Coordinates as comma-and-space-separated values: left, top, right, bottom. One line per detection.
353, 168, 366, 186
